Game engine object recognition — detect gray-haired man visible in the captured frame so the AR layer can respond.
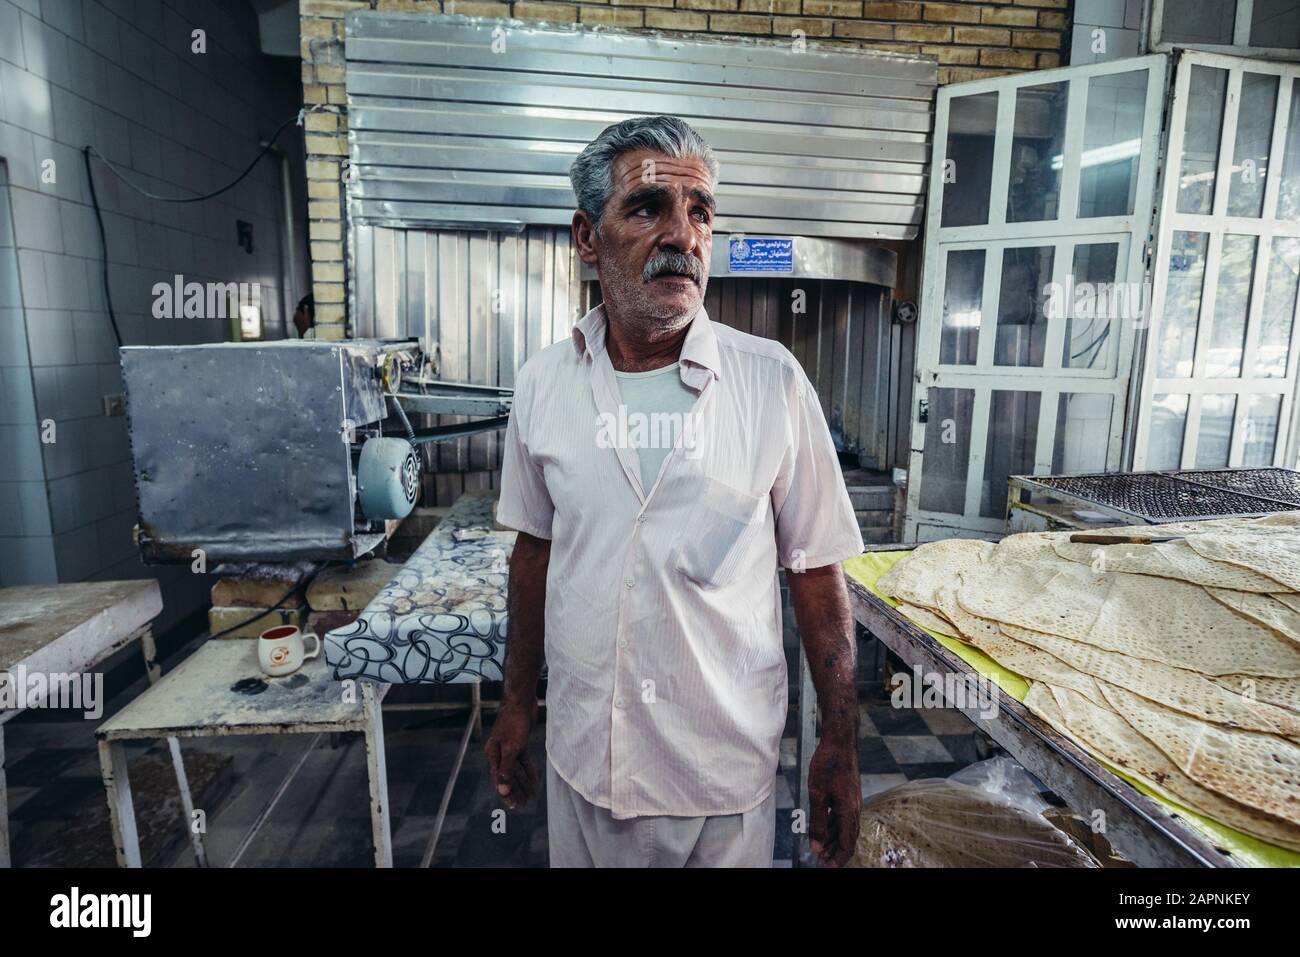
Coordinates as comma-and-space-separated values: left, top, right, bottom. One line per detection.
487, 116, 864, 868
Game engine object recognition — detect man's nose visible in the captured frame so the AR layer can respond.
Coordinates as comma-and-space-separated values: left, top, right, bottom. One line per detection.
659, 202, 699, 256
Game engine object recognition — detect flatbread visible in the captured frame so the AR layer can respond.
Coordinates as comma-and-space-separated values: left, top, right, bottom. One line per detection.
895, 600, 959, 637
991, 532, 1061, 564
932, 584, 1105, 704
956, 561, 1300, 677
1000, 622, 1300, 740
1051, 539, 1284, 592
876, 539, 994, 608
1206, 588, 1300, 647
1209, 674, 1300, 715
1025, 682, 1300, 852
1099, 682, 1300, 827
1186, 531, 1300, 592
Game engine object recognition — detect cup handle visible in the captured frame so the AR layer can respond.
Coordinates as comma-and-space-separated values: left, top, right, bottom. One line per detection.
302, 632, 321, 661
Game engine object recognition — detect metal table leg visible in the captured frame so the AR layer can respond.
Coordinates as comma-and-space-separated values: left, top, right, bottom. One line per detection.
140, 627, 207, 867
795, 645, 816, 867
419, 685, 482, 868
0, 723, 10, 868
98, 739, 142, 868
362, 683, 393, 868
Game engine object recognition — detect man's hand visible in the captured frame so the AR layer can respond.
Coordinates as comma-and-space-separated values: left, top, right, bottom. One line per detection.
807, 735, 860, 867
485, 697, 539, 810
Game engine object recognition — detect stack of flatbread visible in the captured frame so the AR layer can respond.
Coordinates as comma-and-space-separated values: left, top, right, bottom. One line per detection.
877, 511, 1300, 853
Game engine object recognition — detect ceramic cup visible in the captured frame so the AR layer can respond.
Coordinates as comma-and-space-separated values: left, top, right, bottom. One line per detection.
258, 624, 321, 677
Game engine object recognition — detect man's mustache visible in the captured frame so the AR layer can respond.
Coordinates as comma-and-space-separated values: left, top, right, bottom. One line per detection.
643, 251, 705, 286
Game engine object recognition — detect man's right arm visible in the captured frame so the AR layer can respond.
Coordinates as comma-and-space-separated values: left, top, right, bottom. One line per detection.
485, 530, 550, 809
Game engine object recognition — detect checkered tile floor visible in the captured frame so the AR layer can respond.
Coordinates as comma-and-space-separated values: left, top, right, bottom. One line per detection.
2, 634, 990, 867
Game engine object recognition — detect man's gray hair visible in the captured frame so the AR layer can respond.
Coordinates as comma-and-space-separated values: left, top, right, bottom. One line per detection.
569, 116, 719, 231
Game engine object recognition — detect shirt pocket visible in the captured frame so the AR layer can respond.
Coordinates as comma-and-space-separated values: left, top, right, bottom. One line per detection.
672, 476, 767, 588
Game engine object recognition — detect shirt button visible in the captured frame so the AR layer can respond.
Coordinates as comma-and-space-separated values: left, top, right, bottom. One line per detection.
614, 696, 625, 709
618, 638, 629, 649
625, 579, 634, 588
636, 515, 647, 526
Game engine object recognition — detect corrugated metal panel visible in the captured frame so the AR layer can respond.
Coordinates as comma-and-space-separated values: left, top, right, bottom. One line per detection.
343, 13, 936, 240
352, 223, 582, 501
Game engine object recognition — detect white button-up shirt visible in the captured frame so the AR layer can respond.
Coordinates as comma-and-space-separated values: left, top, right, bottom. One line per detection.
497, 304, 863, 818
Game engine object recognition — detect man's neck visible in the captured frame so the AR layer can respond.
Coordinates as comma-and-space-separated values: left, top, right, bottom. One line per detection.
603, 303, 694, 373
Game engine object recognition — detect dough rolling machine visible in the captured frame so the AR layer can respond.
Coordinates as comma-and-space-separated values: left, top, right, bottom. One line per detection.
118, 339, 513, 563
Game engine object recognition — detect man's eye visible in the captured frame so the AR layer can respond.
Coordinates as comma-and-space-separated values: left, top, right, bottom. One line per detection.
693, 209, 712, 223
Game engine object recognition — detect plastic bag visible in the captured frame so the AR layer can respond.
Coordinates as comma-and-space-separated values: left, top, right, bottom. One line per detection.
847, 777, 1099, 868
948, 755, 1052, 819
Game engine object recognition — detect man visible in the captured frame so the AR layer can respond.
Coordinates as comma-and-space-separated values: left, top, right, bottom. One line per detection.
292, 294, 316, 339
488, 116, 864, 868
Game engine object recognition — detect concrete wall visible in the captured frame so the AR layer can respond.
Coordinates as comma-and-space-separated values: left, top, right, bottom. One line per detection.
0, 0, 308, 633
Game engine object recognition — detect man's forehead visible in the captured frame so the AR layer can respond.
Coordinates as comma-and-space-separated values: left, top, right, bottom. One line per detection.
609, 149, 713, 194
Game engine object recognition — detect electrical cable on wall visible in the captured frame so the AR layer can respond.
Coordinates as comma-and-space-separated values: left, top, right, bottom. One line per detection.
82, 111, 302, 347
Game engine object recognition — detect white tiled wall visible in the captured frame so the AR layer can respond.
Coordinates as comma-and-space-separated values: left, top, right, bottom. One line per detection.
1071, 0, 1146, 64
0, 0, 308, 632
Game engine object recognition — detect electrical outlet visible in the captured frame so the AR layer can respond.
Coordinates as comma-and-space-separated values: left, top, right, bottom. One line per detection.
103, 393, 125, 417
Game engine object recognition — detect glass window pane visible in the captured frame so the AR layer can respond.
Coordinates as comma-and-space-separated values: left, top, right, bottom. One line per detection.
1278, 80, 1300, 221
1178, 67, 1229, 215
942, 92, 998, 228
1079, 70, 1148, 219
940, 249, 984, 365
1052, 393, 1114, 473
1195, 394, 1237, 468
1063, 242, 1119, 370
1250, 0, 1300, 49
1242, 394, 1283, 466
1158, 231, 1210, 377
920, 387, 974, 514
1207, 234, 1258, 378
1162, 0, 1236, 44
1227, 73, 1280, 218
1147, 394, 1189, 469
980, 390, 1041, 518
994, 245, 1053, 367
1007, 81, 1068, 223
1259, 235, 1300, 378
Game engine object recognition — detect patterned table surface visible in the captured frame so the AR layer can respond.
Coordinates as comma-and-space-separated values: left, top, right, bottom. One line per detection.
324, 494, 513, 684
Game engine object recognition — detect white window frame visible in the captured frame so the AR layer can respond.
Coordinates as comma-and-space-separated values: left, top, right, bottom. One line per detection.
906, 55, 1170, 540
1149, 0, 1300, 61
1132, 49, 1300, 470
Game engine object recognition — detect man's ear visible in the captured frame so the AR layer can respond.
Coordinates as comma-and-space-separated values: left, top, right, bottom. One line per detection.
572, 210, 599, 266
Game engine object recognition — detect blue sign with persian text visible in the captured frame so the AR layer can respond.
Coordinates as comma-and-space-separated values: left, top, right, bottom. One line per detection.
729, 237, 794, 273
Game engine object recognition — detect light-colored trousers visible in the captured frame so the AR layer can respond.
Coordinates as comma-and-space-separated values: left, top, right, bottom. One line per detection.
546, 761, 776, 867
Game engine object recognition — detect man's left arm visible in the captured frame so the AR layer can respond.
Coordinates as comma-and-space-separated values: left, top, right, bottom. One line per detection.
787, 564, 860, 868
771, 364, 865, 868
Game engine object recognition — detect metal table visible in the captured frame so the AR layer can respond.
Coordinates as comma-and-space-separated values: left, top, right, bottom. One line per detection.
95, 639, 392, 868
846, 545, 1238, 868
0, 579, 191, 868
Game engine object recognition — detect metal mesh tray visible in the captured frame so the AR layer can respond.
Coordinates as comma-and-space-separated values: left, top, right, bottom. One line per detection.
1016, 469, 1300, 521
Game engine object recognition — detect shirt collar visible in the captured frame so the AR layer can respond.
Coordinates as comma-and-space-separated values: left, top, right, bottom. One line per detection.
571, 303, 722, 383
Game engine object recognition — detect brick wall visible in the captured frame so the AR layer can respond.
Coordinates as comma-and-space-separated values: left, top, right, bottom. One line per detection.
298, 0, 1070, 338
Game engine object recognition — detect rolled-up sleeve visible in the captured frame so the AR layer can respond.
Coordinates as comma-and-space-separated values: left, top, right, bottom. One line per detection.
496, 364, 554, 540
771, 364, 864, 570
